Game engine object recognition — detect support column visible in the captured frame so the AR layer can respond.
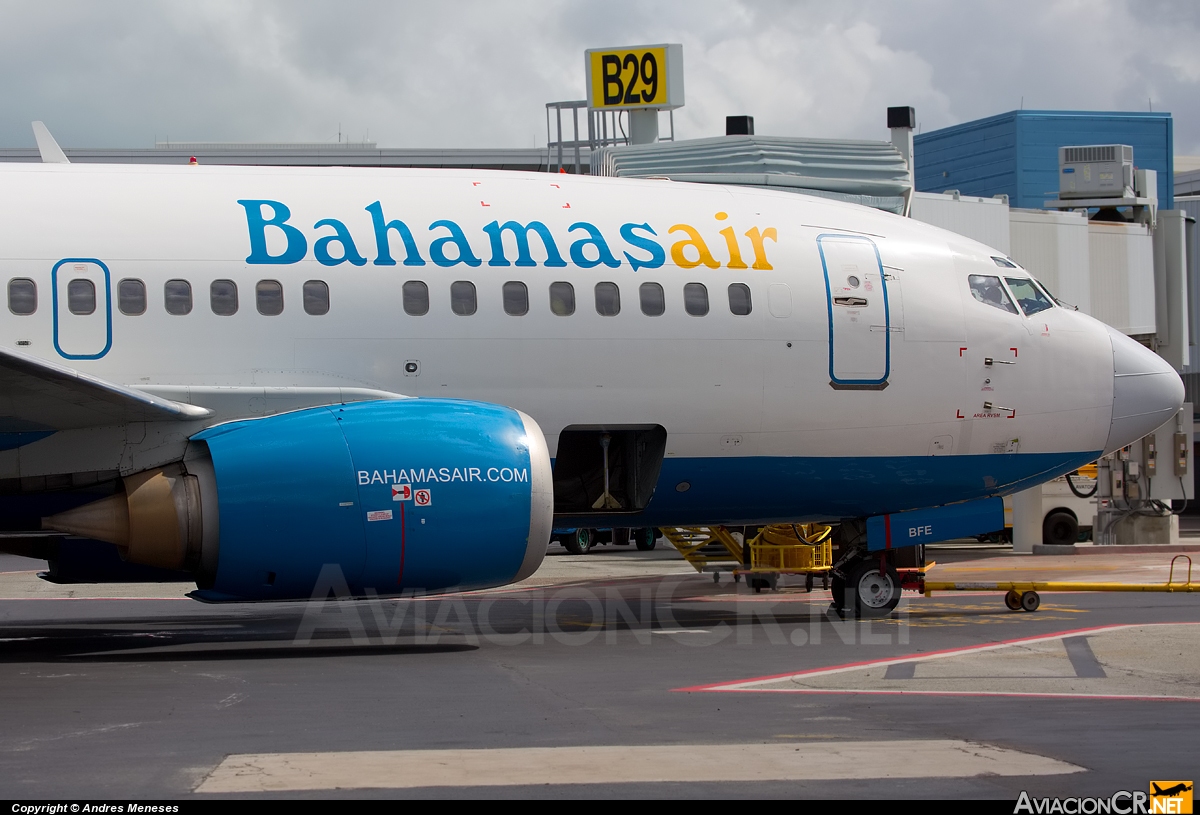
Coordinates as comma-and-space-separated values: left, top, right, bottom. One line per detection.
629, 109, 659, 145
1010, 486, 1042, 554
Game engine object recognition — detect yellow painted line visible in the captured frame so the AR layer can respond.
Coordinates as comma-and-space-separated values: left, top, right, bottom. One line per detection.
195, 740, 1082, 793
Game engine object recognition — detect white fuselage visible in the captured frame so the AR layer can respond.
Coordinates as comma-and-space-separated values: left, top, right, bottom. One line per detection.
0, 163, 1181, 524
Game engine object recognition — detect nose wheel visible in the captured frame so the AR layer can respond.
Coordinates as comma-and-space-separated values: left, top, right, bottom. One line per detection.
847, 559, 901, 616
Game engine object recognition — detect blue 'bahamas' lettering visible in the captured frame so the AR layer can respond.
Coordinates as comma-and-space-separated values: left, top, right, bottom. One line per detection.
619, 222, 665, 271
313, 218, 367, 266
365, 201, 426, 267
428, 220, 482, 267
238, 200, 307, 264
568, 222, 621, 268
483, 220, 568, 268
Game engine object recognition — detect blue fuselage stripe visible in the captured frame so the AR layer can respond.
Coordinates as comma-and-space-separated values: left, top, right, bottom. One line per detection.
552, 450, 1100, 527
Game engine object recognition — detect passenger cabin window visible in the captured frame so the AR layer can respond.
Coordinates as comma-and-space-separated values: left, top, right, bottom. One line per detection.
210, 279, 238, 316
502, 281, 528, 316
164, 279, 192, 315
549, 281, 575, 316
67, 279, 95, 315
7, 278, 36, 315
1005, 277, 1054, 316
968, 274, 1018, 315
403, 280, 429, 316
303, 280, 329, 315
684, 282, 709, 316
728, 283, 752, 316
450, 281, 477, 316
595, 282, 620, 316
256, 280, 283, 316
639, 282, 665, 316
118, 279, 146, 315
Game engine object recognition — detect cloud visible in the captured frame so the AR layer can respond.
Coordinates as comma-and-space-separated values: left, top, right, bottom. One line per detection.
0, 0, 1198, 154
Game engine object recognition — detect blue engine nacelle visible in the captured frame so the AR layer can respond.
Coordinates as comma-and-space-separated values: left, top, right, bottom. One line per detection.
44, 399, 553, 601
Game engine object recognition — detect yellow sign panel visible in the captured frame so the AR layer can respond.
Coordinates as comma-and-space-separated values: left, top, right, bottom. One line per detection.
587, 45, 680, 110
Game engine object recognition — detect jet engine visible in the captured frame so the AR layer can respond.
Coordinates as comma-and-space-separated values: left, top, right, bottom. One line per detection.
42, 399, 553, 601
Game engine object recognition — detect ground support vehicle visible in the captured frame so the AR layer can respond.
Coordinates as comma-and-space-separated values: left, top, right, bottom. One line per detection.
552, 527, 657, 554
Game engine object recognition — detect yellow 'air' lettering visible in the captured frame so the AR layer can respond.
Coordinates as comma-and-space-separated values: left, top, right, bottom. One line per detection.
668, 224, 721, 269
744, 226, 778, 270
715, 212, 748, 269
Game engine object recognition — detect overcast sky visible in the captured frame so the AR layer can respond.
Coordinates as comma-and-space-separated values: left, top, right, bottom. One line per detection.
3, 0, 1200, 155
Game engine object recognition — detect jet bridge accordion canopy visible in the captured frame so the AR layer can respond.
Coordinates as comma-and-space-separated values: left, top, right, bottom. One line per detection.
591, 135, 912, 214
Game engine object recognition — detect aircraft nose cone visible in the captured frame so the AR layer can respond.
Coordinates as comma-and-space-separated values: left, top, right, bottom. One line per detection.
1103, 326, 1185, 454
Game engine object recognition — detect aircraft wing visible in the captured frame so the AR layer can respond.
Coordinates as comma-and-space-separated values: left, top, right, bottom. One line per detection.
0, 346, 212, 433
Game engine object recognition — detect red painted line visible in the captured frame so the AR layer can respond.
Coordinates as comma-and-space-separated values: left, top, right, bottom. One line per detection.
1010, 347, 1018, 357
959, 347, 967, 356
397, 501, 407, 585
673, 622, 1200, 692
683, 688, 1200, 703
956, 409, 964, 419
480, 201, 490, 207
0, 597, 194, 602
562, 203, 571, 208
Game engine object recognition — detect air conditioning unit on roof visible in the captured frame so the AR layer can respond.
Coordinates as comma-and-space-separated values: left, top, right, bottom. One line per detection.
1059, 144, 1134, 199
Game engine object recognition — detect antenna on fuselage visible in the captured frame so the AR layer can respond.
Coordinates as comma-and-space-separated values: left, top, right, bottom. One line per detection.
31, 122, 69, 164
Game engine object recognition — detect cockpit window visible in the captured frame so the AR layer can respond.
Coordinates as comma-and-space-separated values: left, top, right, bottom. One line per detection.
968, 274, 1018, 314
1004, 277, 1054, 316
992, 256, 1018, 269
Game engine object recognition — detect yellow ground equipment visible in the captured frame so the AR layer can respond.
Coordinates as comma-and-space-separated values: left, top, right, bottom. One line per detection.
741, 523, 834, 593
658, 526, 744, 580
659, 523, 835, 592
924, 555, 1196, 612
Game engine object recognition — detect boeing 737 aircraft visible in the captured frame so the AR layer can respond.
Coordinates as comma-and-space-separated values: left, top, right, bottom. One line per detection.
0, 128, 1184, 614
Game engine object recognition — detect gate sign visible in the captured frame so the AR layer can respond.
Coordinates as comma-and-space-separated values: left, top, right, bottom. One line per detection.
586, 44, 684, 110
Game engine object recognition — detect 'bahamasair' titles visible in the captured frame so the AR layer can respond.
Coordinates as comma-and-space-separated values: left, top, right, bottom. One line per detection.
237, 200, 778, 271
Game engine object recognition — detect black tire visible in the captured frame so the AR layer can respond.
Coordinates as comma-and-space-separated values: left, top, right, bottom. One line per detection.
830, 573, 846, 609
1042, 511, 1078, 546
634, 528, 657, 550
1004, 589, 1022, 611
1021, 591, 1041, 612
613, 528, 631, 546
848, 559, 902, 617
562, 528, 593, 555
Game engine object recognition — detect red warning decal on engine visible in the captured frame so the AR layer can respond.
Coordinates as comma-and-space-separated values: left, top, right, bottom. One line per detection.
367, 509, 394, 522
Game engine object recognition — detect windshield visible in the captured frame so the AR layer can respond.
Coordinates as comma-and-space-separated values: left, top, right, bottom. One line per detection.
968, 274, 1019, 314
1004, 277, 1054, 316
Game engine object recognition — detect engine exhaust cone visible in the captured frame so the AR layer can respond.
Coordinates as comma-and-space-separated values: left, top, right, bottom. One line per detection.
42, 494, 130, 548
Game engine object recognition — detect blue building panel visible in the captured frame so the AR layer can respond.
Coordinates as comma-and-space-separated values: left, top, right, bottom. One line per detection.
915, 111, 1173, 210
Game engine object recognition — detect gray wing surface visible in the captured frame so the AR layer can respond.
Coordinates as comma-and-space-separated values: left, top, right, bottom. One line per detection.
0, 346, 212, 432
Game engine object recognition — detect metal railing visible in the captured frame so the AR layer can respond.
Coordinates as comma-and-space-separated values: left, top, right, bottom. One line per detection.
545, 100, 673, 174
